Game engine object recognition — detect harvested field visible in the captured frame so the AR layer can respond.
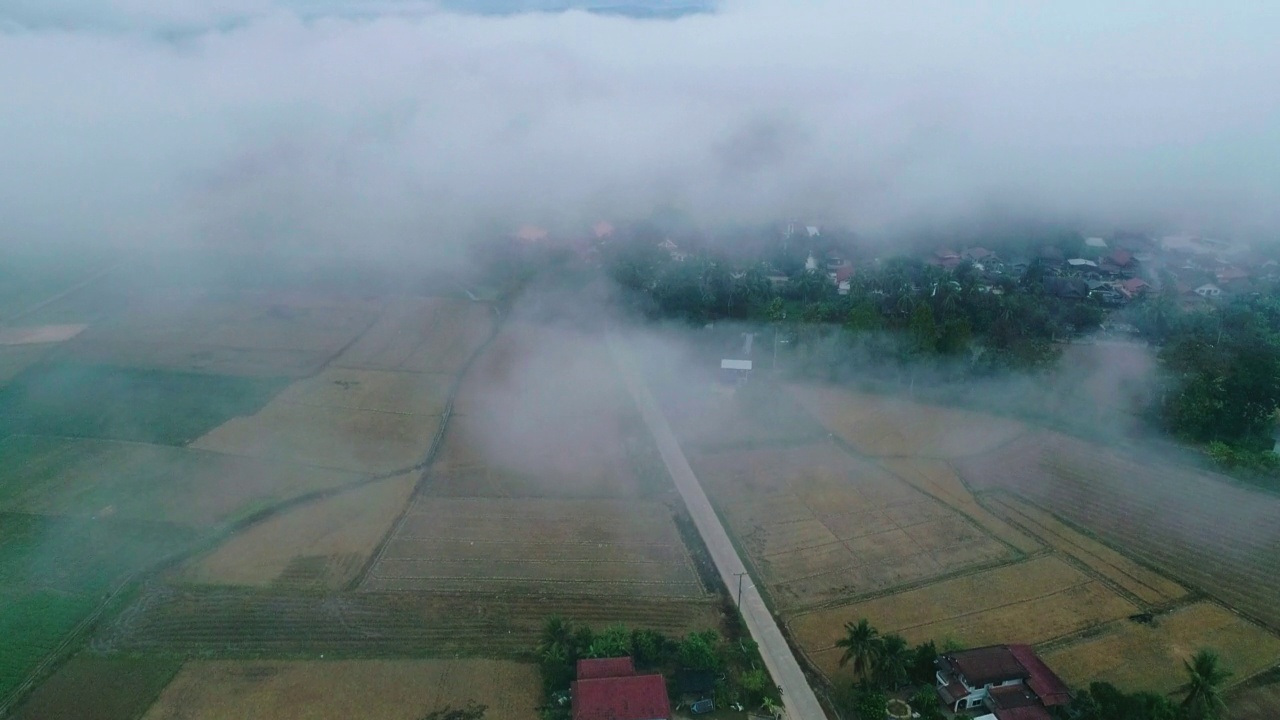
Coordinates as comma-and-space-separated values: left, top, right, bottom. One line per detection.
142, 659, 538, 720
0, 363, 289, 445
364, 498, 703, 598
1230, 673, 1280, 720
787, 383, 1026, 458
1044, 602, 1280, 695
955, 432, 1280, 630
434, 322, 660, 498
273, 368, 451, 415
0, 436, 363, 528
336, 296, 494, 375
0, 324, 87, 345
691, 442, 1012, 609
987, 493, 1188, 606
790, 556, 1137, 680
66, 290, 383, 377
93, 585, 721, 658
878, 458, 1042, 554
9, 656, 179, 720
191, 398, 442, 474
183, 472, 418, 589
658, 380, 829, 450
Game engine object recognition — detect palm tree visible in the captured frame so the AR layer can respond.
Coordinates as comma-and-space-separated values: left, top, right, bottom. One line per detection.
1182, 649, 1231, 720
876, 633, 910, 689
835, 619, 881, 681
538, 616, 573, 658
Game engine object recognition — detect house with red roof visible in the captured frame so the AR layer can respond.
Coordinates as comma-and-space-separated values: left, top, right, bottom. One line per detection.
572, 657, 671, 720
936, 645, 1070, 720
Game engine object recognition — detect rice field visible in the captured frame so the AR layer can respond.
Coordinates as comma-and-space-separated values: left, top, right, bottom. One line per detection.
789, 556, 1138, 680
1044, 602, 1280, 695
691, 442, 1013, 610
141, 659, 539, 720
182, 472, 419, 589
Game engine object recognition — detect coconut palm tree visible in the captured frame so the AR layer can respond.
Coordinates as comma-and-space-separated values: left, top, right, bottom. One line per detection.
537, 616, 573, 658
835, 619, 881, 681
876, 633, 911, 689
1182, 649, 1231, 720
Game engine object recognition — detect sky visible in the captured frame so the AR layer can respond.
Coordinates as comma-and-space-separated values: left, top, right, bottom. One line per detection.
2, 1, 1278, 262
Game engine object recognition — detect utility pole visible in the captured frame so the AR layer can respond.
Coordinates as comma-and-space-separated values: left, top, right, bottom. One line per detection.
734, 571, 749, 608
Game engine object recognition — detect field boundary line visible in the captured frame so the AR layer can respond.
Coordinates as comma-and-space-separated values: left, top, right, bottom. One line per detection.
784, 553, 1047, 616
984, 494, 1183, 607
982, 490, 1193, 604
353, 303, 505, 591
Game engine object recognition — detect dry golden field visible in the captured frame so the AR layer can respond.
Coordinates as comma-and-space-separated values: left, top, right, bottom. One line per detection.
432, 322, 658, 499
1044, 602, 1280, 695
191, 402, 442, 474
182, 472, 418, 589
691, 442, 1013, 610
789, 556, 1137, 681
363, 497, 703, 598
987, 493, 1188, 606
141, 659, 538, 720
878, 457, 1042, 554
335, 296, 494, 376
787, 384, 1026, 458
955, 431, 1280, 630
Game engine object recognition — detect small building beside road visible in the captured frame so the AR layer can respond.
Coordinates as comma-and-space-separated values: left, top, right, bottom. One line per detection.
572, 657, 671, 720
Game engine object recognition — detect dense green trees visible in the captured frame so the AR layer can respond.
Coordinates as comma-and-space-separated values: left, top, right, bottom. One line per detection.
534, 617, 778, 718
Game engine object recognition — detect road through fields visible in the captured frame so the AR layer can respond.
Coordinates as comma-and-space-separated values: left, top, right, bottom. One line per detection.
607, 333, 827, 720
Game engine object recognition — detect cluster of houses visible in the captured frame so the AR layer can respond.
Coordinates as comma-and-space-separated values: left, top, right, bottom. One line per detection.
559, 642, 1072, 720
926, 233, 1273, 309
510, 221, 1272, 313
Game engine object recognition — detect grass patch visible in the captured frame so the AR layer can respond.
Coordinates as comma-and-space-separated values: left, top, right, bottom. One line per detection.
0, 590, 99, 702
0, 363, 289, 445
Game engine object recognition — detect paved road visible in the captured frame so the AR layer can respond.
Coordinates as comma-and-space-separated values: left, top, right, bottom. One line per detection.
608, 334, 827, 720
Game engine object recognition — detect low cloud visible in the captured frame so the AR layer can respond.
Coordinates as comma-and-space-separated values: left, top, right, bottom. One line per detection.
2, 1, 1278, 262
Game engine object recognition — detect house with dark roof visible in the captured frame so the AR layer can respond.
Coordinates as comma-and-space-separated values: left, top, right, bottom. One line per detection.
936, 645, 1070, 719
573, 658, 671, 720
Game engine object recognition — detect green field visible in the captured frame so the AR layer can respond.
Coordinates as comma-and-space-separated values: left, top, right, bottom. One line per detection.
0, 512, 196, 702
0, 363, 289, 445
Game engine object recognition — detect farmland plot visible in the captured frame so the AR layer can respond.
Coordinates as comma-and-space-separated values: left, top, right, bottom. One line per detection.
0, 436, 362, 529
142, 659, 538, 720
191, 367, 452, 474
433, 322, 660, 499
878, 457, 1042, 554
787, 383, 1027, 458
789, 556, 1137, 681
335, 296, 494, 376
956, 432, 1280, 629
1044, 602, 1280, 695
66, 290, 383, 377
182, 472, 418, 589
691, 443, 1013, 610
987, 493, 1187, 606
363, 497, 703, 598
0, 363, 288, 445
10, 656, 179, 720
94, 585, 720, 657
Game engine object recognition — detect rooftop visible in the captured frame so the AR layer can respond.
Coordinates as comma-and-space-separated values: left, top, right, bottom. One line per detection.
577, 657, 635, 681
942, 646, 1029, 687
1007, 645, 1071, 707
572, 674, 671, 720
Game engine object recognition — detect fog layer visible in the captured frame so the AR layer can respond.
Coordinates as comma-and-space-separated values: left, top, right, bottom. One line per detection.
3, 1, 1278, 260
